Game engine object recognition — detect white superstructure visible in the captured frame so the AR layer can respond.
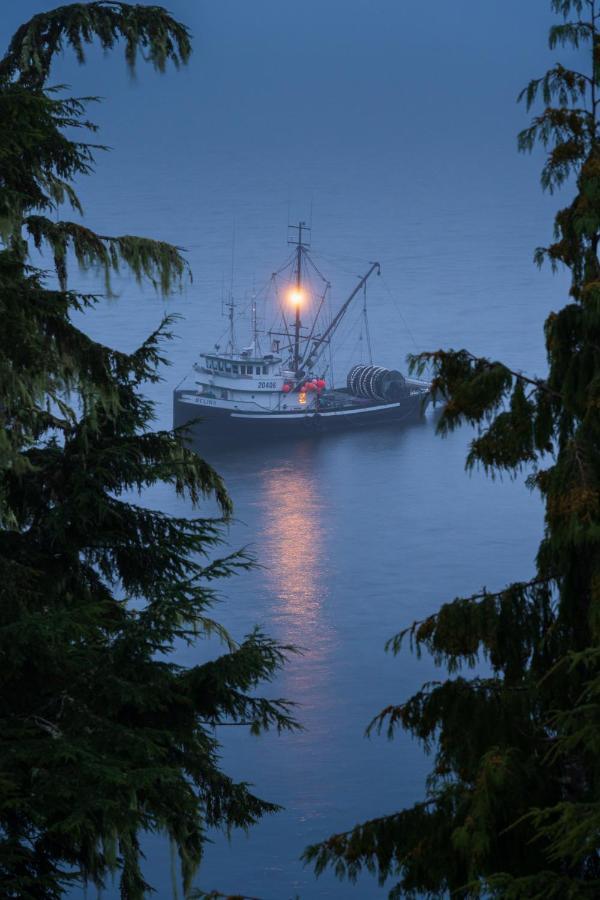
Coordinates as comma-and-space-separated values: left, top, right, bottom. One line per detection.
177, 349, 320, 415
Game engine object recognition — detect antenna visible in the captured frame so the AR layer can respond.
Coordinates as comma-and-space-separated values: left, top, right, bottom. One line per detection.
229, 219, 236, 297
225, 220, 236, 354
225, 293, 236, 355
251, 286, 260, 354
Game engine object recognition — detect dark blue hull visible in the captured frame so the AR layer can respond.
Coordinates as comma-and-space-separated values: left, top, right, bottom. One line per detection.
173, 389, 430, 444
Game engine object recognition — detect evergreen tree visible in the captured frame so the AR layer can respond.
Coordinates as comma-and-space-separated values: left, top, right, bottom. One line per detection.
0, 5, 296, 898
305, 1, 600, 896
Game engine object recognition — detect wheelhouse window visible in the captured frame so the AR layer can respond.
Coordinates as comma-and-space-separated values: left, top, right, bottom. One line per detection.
218, 361, 223, 371
247, 365, 253, 374
262, 365, 268, 374
232, 364, 238, 374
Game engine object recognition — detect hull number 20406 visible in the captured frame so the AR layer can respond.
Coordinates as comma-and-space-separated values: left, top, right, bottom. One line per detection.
258, 381, 277, 389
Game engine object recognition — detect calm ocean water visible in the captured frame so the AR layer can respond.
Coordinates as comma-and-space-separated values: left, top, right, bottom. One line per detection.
2, 0, 575, 895
67, 186, 556, 898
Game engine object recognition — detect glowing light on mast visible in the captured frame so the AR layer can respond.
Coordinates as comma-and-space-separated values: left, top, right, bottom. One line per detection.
290, 289, 303, 305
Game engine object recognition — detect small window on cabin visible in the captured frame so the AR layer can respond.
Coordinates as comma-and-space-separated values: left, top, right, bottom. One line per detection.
218, 361, 223, 371
240, 365, 246, 374
225, 363, 231, 373
262, 366, 268, 374
247, 365, 253, 375
232, 364, 238, 374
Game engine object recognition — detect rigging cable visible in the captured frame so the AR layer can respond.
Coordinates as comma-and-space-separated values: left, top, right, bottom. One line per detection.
363, 281, 373, 365
302, 282, 331, 366
379, 274, 419, 351
333, 305, 367, 360
304, 251, 331, 286
272, 277, 293, 358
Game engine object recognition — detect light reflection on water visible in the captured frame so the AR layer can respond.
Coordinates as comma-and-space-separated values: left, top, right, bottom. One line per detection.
259, 452, 332, 657
255, 453, 340, 850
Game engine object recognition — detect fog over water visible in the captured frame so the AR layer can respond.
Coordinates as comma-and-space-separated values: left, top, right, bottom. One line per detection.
2, 0, 577, 896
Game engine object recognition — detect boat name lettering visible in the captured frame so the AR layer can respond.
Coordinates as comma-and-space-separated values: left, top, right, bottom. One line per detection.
258, 381, 277, 389
199, 398, 217, 406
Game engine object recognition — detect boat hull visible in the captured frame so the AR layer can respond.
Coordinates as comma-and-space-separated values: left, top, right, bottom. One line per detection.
173, 388, 429, 443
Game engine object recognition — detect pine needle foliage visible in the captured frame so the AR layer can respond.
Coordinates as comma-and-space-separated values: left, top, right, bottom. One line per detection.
304, 1, 600, 896
0, 5, 296, 899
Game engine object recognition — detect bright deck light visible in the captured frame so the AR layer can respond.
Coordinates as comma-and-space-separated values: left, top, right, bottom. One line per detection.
290, 289, 303, 305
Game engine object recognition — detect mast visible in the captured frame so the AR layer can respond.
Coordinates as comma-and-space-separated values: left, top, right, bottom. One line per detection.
226, 220, 236, 355
225, 292, 236, 354
288, 221, 310, 373
294, 228, 302, 372
251, 291, 258, 352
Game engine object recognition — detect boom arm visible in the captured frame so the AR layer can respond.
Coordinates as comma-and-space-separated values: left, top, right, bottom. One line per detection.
303, 261, 380, 370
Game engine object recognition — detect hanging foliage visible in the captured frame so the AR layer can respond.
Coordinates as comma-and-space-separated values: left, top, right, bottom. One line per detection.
0, 5, 296, 899
304, 1, 600, 896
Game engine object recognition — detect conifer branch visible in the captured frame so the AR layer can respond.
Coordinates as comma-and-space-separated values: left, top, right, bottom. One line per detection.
0, 6, 297, 897
307, 1, 600, 894
385, 575, 555, 658
25, 215, 190, 295
0, 2, 192, 88
410, 348, 560, 401
305, 800, 437, 847
466, 357, 557, 397
481, 870, 600, 899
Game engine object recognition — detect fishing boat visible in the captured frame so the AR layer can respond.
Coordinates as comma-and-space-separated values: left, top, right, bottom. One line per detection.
173, 222, 430, 441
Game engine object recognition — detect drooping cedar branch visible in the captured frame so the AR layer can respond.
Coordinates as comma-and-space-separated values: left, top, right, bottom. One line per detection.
385, 574, 556, 659
0, 1, 191, 88
0, 3, 191, 296
25, 215, 190, 294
